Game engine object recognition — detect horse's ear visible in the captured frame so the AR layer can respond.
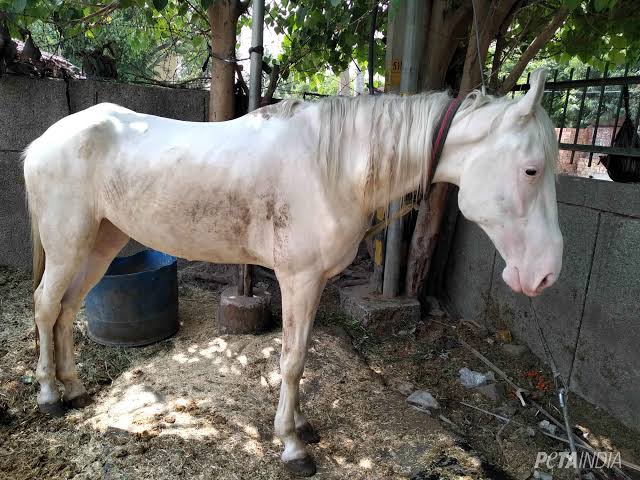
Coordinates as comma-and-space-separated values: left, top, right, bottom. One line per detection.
513, 68, 547, 118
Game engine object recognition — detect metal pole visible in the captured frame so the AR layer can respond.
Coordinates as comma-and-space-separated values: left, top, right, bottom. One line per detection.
557, 68, 574, 143
382, 0, 423, 298
570, 67, 591, 164
589, 62, 609, 166
239, 0, 265, 296
368, 3, 378, 95
248, 0, 265, 112
611, 64, 629, 143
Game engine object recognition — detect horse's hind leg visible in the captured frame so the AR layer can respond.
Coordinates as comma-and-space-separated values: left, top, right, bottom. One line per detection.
54, 220, 129, 407
35, 219, 98, 415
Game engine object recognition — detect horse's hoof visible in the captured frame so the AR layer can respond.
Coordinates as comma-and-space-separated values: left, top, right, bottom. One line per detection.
297, 423, 320, 444
38, 401, 67, 417
283, 456, 317, 477
64, 392, 92, 409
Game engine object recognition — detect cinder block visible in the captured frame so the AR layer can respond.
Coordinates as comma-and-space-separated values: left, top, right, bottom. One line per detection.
589, 179, 640, 219
556, 175, 587, 206
487, 204, 600, 381
339, 284, 420, 336
0, 76, 68, 150
571, 213, 640, 432
443, 215, 495, 326
68, 79, 98, 113
95, 81, 207, 121
69, 79, 209, 121
0, 151, 30, 269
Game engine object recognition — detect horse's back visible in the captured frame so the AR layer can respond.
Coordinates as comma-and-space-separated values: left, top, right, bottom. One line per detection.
24, 103, 126, 168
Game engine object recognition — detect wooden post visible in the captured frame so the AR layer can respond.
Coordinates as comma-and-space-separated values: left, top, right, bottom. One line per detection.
405, 183, 450, 296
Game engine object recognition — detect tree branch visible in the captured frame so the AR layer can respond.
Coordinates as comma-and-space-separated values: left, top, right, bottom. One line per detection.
235, 63, 249, 96
237, 0, 250, 16
459, 0, 520, 94
490, 0, 523, 89
184, 0, 210, 24
262, 63, 280, 104
68, 2, 118, 25
498, 6, 569, 94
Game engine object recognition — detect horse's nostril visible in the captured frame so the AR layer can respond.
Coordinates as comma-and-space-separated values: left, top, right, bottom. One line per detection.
537, 273, 554, 292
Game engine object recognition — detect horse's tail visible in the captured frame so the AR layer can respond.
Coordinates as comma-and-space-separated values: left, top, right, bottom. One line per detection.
24, 145, 45, 352
23, 144, 45, 292
31, 210, 45, 292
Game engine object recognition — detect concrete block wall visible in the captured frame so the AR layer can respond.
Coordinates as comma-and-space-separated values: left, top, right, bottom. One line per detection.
444, 175, 640, 432
0, 76, 208, 268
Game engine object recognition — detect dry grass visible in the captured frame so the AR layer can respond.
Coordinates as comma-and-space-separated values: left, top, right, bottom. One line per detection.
1, 262, 638, 480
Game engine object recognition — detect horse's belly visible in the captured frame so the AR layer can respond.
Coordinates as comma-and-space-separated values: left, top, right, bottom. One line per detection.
101, 185, 275, 266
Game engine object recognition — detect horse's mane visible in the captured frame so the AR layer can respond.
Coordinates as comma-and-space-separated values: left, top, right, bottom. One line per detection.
254, 99, 308, 119
316, 92, 450, 201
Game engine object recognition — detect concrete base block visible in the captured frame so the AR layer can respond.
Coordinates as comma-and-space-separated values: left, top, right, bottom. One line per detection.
339, 284, 420, 335
218, 286, 271, 335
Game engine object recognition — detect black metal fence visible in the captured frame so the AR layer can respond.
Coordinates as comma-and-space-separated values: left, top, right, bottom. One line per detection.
512, 64, 640, 170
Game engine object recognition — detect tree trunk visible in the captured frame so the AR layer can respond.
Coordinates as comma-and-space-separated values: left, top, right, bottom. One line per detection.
208, 1, 240, 122
406, 2, 471, 296
406, 183, 450, 296
498, 6, 570, 95
419, 0, 471, 91
490, 0, 521, 90
490, 31, 506, 90
459, 0, 519, 94
262, 63, 280, 105
407, 0, 517, 298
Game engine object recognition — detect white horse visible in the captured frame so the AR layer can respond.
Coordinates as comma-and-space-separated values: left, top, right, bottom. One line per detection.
23, 68, 562, 476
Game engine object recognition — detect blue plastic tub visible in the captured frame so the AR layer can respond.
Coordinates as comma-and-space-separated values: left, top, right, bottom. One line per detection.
85, 250, 179, 347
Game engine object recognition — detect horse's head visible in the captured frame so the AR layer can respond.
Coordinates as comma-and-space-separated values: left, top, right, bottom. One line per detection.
456, 68, 563, 297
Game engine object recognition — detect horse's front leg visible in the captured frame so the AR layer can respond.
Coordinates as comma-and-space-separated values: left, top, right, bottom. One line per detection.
274, 272, 325, 477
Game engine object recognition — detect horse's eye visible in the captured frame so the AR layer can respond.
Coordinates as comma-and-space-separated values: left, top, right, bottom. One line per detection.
525, 168, 538, 177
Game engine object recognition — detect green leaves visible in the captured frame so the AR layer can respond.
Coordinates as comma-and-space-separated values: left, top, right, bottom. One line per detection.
563, 0, 618, 10
562, 0, 581, 9
10, 0, 27, 13
152, 0, 168, 10
265, 0, 386, 91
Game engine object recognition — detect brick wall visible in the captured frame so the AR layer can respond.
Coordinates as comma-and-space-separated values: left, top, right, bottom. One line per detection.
556, 127, 610, 178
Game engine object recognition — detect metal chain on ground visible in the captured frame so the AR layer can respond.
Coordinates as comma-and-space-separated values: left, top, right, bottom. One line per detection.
530, 298, 581, 480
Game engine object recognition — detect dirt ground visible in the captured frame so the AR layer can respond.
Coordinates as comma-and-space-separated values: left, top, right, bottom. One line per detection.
1, 260, 639, 480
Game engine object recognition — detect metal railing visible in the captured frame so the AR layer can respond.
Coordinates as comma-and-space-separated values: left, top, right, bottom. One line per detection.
512, 64, 640, 167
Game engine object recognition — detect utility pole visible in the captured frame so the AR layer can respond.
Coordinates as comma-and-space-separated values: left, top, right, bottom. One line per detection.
248, 0, 264, 112
367, 3, 378, 96
237, 0, 265, 298
382, 0, 424, 297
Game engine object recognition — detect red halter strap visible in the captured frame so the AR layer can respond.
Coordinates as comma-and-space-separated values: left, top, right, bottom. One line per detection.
429, 97, 462, 182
